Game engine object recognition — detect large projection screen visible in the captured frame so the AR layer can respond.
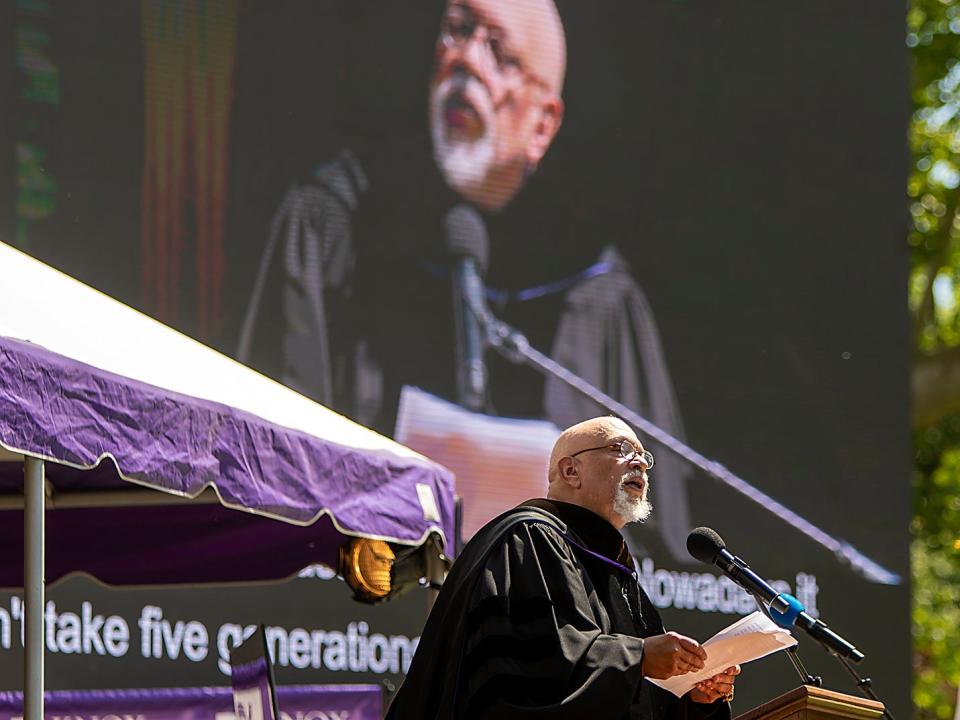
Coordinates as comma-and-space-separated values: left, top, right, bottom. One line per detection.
0, 1, 908, 716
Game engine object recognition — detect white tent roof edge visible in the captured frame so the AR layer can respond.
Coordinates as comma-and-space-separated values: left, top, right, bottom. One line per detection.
0, 240, 428, 461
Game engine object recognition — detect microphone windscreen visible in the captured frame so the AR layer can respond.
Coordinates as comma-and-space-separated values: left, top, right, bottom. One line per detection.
769, 593, 805, 629
686, 526, 725, 564
444, 204, 489, 274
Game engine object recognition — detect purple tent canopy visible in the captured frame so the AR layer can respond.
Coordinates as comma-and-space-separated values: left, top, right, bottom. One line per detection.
0, 335, 455, 587
0, 241, 456, 720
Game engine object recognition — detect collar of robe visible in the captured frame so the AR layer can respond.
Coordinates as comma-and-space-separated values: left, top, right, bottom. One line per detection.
520, 498, 636, 577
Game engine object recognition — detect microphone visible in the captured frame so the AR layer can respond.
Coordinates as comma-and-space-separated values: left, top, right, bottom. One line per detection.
686, 527, 865, 662
444, 205, 490, 412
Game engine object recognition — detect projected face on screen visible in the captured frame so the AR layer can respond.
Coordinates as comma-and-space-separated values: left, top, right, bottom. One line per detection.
428, 0, 566, 211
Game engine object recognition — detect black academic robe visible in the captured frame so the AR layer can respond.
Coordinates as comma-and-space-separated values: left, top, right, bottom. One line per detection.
385, 499, 732, 720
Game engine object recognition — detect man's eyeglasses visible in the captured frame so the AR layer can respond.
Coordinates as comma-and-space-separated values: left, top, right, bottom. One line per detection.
439, 5, 548, 88
570, 440, 655, 471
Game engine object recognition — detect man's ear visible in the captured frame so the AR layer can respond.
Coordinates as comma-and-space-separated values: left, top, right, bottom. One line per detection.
558, 455, 580, 488
525, 95, 564, 168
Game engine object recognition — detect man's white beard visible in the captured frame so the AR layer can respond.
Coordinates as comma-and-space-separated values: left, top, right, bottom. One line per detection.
614, 471, 652, 524
429, 75, 495, 197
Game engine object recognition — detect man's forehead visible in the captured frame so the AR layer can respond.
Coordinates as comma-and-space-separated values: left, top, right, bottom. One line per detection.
572, 418, 638, 445
450, 0, 527, 35
597, 418, 634, 437
443, 0, 566, 95
450, 1, 558, 59
549, 417, 641, 468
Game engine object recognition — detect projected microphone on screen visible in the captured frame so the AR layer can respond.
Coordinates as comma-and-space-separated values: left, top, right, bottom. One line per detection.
445, 204, 490, 412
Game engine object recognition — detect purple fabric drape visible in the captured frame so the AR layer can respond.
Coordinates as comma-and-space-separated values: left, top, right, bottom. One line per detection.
0, 684, 382, 720
0, 335, 455, 587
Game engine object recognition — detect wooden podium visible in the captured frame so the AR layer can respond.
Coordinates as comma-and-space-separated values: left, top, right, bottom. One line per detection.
736, 686, 885, 720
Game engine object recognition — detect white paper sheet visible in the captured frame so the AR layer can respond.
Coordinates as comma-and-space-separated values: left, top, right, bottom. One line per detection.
647, 611, 797, 697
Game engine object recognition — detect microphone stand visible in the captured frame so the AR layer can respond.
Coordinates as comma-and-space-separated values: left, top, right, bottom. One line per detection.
784, 646, 821, 688
747, 590, 822, 688
473, 308, 901, 586
743, 592, 894, 719
831, 650, 896, 720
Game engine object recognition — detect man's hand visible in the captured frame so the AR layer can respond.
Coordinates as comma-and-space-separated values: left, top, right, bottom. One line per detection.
688, 665, 741, 704
640, 632, 707, 679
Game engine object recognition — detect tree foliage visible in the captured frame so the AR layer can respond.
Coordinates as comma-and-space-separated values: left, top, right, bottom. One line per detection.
909, 1, 960, 717
913, 423, 960, 719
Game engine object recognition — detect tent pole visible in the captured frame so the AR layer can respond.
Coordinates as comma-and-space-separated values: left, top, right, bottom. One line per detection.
23, 456, 45, 720
425, 534, 445, 610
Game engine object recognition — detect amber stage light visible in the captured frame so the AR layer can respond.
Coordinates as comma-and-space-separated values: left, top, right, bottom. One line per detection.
340, 538, 396, 601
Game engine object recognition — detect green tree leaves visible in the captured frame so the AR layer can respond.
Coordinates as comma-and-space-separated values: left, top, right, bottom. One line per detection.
910, 1, 960, 717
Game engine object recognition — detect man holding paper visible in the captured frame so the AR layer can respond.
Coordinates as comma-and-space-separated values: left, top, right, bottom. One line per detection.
386, 416, 740, 719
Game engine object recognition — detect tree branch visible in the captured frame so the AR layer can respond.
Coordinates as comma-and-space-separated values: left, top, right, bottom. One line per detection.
912, 344, 960, 427
913, 199, 959, 349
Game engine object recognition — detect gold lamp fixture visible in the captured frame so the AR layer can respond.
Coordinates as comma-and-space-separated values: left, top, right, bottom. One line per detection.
339, 535, 445, 603
339, 538, 396, 601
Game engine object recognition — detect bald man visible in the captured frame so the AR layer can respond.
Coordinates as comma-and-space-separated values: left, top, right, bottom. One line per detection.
385, 416, 740, 719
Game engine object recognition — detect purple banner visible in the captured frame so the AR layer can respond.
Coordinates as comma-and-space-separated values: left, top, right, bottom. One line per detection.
230, 628, 278, 720
0, 685, 381, 720
232, 656, 277, 720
